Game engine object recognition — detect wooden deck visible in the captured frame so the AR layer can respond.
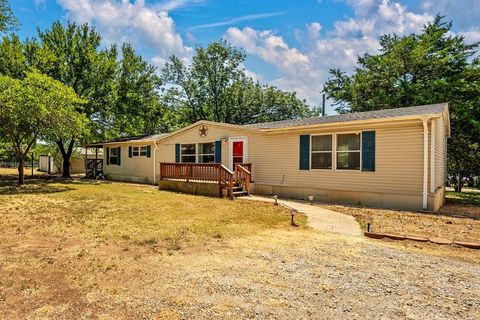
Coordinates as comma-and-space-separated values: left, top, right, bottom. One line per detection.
159, 163, 252, 198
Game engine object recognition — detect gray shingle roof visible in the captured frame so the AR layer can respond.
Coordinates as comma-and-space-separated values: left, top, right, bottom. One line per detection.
86, 133, 170, 146
246, 103, 448, 130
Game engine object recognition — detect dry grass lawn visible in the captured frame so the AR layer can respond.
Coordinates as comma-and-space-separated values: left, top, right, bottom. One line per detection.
0, 167, 46, 178
0, 179, 300, 251
0, 178, 479, 319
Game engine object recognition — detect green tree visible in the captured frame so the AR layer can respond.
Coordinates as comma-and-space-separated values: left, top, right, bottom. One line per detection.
0, 34, 26, 78
162, 40, 312, 126
34, 21, 118, 177
0, 0, 17, 34
324, 16, 480, 192
0, 72, 86, 185
113, 43, 166, 136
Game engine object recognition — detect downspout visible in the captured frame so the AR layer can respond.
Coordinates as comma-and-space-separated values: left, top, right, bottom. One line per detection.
422, 118, 429, 210
153, 142, 159, 185
430, 119, 436, 194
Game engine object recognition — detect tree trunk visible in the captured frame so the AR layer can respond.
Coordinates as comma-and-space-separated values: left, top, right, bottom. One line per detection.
455, 174, 463, 193
62, 156, 71, 178
56, 138, 75, 179
18, 157, 24, 185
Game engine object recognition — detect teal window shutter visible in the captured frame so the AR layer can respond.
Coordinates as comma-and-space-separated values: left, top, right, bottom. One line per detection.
299, 135, 310, 170
117, 147, 121, 166
128, 146, 132, 158
146, 145, 151, 158
361, 131, 375, 171
106, 147, 110, 165
175, 144, 180, 163
215, 140, 222, 163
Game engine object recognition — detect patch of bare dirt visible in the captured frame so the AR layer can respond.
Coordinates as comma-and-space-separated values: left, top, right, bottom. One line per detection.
321, 204, 480, 243
0, 226, 479, 319
439, 203, 480, 220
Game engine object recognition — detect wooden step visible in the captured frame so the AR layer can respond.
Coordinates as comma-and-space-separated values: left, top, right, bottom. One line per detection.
232, 190, 248, 197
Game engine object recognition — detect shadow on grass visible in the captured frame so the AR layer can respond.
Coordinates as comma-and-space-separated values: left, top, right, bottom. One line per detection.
446, 191, 480, 205
0, 177, 103, 195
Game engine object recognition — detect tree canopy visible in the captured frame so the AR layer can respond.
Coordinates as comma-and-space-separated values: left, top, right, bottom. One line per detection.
0, 0, 17, 34
324, 16, 480, 191
0, 72, 86, 184
162, 40, 314, 127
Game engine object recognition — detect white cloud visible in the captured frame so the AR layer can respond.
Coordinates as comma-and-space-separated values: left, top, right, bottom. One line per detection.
190, 12, 286, 30
57, 0, 192, 63
157, 0, 205, 11
420, 0, 480, 30
419, 0, 480, 46
307, 22, 322, 41
461, 27, 480, 44
334, 0, 431, 38
225, 0, 433, 106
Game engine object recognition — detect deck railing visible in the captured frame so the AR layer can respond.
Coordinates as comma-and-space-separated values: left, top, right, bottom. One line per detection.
234, 163, 252, 194
160, 163, 235, 198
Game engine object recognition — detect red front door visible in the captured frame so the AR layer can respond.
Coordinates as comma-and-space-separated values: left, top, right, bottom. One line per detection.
232, 141, 243, 165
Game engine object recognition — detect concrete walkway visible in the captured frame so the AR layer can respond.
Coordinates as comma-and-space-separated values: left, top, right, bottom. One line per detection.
243, 195, 363, 237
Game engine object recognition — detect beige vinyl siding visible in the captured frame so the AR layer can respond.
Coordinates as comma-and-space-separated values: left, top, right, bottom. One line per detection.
159, 121, 425, 196
434, 117, 447, 190
157, 124, 262, 169
103, 142, 157, 183
252, 122, 424, 195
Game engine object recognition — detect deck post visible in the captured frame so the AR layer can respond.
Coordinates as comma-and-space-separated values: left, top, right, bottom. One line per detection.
94, 147, 98, 179
218, 165, 222, 198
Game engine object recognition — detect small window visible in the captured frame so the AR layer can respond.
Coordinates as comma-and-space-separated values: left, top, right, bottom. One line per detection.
198, 142, 215, 163
181, 144, 196, 163
336, 133, 361, 170
311, 135, 332, 169
109, 148, 119, 165
132, 146, 147, 157
132, 146, 139, 156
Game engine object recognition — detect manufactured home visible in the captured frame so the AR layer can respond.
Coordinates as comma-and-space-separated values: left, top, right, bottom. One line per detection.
85, 103, 450, 211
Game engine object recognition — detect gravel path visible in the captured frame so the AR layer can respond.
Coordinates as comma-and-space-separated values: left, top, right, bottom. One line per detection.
142, 231, 479, 319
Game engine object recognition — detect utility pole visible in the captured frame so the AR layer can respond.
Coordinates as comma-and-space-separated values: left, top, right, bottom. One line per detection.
322, 93, 326, 117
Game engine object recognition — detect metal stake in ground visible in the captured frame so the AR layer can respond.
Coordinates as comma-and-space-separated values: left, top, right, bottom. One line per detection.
290, 208, 298, 227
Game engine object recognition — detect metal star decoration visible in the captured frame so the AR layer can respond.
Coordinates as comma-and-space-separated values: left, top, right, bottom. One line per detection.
198, 125, 208, 137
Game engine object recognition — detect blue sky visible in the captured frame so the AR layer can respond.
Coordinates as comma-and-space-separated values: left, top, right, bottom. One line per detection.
9, 0, 480, 113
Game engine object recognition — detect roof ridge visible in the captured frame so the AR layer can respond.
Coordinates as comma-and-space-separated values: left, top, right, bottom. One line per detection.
245, 103, 447, 130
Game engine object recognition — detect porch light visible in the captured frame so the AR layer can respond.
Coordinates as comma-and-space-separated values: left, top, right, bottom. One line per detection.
308, 195, 314, 205
273, 195, 278, 205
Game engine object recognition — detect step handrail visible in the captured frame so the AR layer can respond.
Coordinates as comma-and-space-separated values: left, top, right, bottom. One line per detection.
219, 164, 234, 199
235, 164, 251, 194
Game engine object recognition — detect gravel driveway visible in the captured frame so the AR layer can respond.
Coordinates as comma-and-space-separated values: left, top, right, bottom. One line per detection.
1, 220, 479, 319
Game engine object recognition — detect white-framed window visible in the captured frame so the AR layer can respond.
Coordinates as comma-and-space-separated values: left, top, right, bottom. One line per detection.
311, 134, 333, 169
336, 133, 361, 170
181, 144, 196, 163
109, 148, 119, 165
131, 146, 148, 157
132, 146, 139, 156
198, 142, 215, 163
